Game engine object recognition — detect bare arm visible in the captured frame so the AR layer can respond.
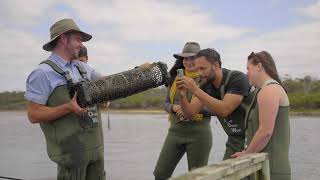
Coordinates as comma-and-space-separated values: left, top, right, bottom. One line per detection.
232, 85, 280, 157
174, 76, 203, 119
177, 76, 203, 119
177, 76, 244, 118
27, 93, 86, 123
180, 93, 203, 119
193, 89, 243, 118
244, 85, 279, 153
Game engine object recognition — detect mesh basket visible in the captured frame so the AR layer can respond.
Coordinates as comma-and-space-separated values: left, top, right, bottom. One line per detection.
72, 62, 170, 107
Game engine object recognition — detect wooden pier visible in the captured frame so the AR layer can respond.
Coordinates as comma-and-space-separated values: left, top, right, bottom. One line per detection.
170, 153, 270, 180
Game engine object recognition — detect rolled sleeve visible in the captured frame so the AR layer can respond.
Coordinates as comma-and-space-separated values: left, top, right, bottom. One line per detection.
25, 69, 51, 105
225, 71, 250, 97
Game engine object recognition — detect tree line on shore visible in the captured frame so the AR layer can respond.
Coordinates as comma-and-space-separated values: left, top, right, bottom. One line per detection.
1, 75, 319, 112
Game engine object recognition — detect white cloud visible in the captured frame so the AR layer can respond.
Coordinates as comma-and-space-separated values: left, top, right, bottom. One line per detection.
0, 27, 47, 91
298, 0, 320, 19
0, 0, 56, 27
85, 40, 131, 75
221, 1, 320, 79
65, 0, 251, 43
62, 0, 252, 79
0, 0, 319, 92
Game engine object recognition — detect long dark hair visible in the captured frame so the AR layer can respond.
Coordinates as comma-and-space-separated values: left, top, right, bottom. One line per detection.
166, 57, 184, 87
248, 51, 286, 91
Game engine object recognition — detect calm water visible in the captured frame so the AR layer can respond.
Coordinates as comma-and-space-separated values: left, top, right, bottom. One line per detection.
0, 111, 319, 180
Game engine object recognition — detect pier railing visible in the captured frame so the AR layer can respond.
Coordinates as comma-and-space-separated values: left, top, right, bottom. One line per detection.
170, 153, 270, 180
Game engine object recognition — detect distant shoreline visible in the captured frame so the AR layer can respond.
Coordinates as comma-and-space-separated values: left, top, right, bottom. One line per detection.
2, 108, 320, 116
105, 109, 166, 114
289, 111, 320, 116
107, 109, 320, 116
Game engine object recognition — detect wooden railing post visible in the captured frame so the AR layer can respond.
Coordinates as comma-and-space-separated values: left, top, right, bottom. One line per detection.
260, 158, 270, 180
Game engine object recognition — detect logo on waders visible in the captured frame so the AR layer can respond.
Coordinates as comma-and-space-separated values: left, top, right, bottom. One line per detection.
79, 105, 99, 128
224, 119, 242, 134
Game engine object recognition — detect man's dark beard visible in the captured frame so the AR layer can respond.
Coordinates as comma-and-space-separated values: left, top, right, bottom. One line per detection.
199, 78, 208, 88
199, 72, 215, 89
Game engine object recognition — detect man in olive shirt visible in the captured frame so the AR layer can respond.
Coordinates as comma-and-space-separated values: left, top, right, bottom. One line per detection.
177, 48, 251, 159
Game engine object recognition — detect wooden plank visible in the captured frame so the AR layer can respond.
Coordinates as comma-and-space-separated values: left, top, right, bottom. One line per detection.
169, 153, 269, 180
220, 163, 263, 180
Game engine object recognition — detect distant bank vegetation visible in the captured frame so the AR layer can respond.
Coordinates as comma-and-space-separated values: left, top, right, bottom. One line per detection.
1, 76, 320, 113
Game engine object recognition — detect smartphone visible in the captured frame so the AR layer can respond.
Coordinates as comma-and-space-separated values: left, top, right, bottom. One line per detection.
177, 69, 184, 77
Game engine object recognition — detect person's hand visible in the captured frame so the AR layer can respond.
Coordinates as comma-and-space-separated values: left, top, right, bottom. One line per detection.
178, 86, 187, 97
99, 102, 110, 110
231, 150, 247, 158
172, 104, 184, 118
176, 76, 198, 93
172, 104, 181, 113
174, 76, 186, 97
68, 92, 87, 115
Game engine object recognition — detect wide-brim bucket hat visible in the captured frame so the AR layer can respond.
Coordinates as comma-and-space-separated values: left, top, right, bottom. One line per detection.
173, 42, 200, 59
43, 19, 92, 51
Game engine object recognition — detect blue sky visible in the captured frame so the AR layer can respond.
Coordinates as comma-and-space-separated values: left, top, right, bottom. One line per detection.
201, 0, 313, 29
0, 0, 319, 91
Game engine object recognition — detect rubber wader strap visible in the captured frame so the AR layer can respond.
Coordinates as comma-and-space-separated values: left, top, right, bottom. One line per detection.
74, 63, 89, 80
40, 60, 73, 90
244, 88, 259, 127
220, 70, 234, 99
244, 81, 280, 126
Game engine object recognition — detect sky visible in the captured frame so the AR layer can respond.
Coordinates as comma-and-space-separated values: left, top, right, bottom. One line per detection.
0, 0, 319, 92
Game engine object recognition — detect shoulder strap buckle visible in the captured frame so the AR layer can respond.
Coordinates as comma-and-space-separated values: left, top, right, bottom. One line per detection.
74, 63, 89, 80
40, 59, 74, 90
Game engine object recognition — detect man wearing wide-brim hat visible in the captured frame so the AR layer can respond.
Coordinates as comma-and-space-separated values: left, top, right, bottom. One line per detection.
25, 19, 106, 180
42, 19, 92, 52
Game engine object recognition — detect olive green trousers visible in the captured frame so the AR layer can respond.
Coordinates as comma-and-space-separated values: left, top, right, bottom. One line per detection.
56, 147, 106, 180
153, 133, 212, 180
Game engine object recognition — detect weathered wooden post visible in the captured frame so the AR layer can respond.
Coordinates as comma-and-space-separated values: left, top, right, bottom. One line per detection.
260, 157, 270, 180
170, 153, 270, 180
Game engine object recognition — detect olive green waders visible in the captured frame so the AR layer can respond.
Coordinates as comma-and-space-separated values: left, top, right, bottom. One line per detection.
153, 117, 212, 180
154, 86, 212, 180
40, 60, 106, 180
245, 81, 291, 180
215, 71, 249, 159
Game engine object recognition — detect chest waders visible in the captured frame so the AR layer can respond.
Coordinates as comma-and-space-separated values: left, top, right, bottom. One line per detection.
40, 60, 105, 180
168, 90, 212, 139
215, 71, 256, 159
245, 82, 291, 180
154, 85, 212, 180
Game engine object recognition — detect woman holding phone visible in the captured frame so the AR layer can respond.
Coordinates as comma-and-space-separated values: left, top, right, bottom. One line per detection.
153, 42, 212, 180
